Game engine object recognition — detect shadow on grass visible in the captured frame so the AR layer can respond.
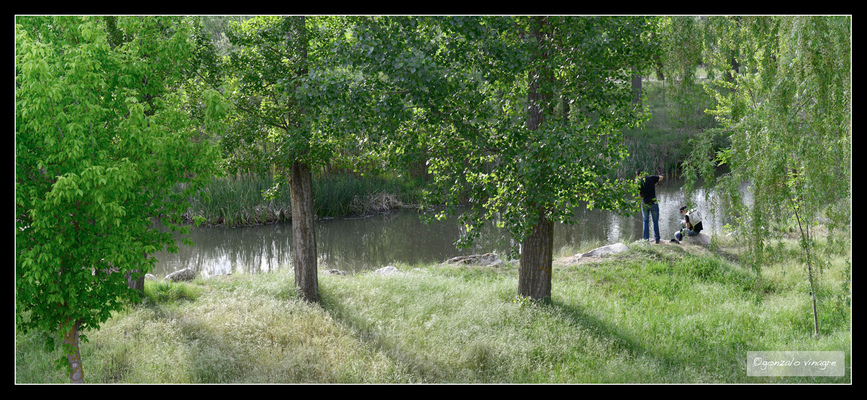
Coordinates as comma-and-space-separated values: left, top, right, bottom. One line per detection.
318, 290, 452, 383
545, 297, 744, 383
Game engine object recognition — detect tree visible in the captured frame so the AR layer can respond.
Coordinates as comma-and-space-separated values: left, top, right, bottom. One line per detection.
682, 16, 851, 337
16, 16, 222, 382
217, 16, 317, 302
351, 16, 656, 300
216, 16, 381, 302
513, 16, 657, 300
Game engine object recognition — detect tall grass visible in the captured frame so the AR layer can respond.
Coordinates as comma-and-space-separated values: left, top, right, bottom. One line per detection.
16, 236, 850, 383
185, 174, 292, 227
186, 173, 425, 227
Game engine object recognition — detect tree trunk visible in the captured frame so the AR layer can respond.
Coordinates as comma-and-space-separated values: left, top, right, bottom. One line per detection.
518, 209, 554, 301
286, 17, 318, 303
518, 17, 554, 301
126, 263, 145, 302
792, 201, 820, 338
290, 160, 319, 303
62, 318, 84, 383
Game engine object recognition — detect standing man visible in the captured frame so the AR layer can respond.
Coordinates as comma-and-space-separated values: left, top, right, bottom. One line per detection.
637, 170, 663, 243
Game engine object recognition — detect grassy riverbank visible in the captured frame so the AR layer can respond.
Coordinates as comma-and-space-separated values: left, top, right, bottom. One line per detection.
16, 235, 850, 383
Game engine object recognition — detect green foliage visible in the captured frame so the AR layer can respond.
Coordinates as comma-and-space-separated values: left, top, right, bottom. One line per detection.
655, 16, 717, 131
16, 16, 222, 378
687, 15, 851, 252
345, 17, 658, 255
679, 16, 851, 337
218, 16, 375, 176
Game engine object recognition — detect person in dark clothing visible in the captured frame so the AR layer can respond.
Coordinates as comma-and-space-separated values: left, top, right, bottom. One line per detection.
636, 170, 663, 243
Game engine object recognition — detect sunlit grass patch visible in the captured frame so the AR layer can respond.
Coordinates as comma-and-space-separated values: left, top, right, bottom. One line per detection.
143, 280, 204, 303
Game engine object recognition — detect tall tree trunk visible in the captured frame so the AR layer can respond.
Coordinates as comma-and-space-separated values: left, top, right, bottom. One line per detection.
290, 160, 319, 303
287, 16, 318, 303
519, 209, 554, 301
518, 17, 554, 301
63, 318, 84, 383
792, 200, 820, 338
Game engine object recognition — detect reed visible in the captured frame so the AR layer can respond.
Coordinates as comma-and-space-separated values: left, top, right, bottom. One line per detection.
614, 139, 689, 179
186, 173, 424, 227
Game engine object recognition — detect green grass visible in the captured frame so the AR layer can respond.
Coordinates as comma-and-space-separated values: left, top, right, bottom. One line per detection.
16, 235, 850, 383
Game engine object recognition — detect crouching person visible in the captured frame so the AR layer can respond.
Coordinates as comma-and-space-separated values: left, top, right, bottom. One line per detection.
673, 206, 703, 243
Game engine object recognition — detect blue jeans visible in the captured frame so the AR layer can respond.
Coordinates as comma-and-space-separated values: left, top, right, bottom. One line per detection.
675, 223, 700, 241
641, 203, 660, 242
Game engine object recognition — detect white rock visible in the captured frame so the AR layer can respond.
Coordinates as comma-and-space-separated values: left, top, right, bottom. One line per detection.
324, 269, 348, 276
444, 253, 504, 268
373, 266, 400, 275
682, 232, 712, 246
164, 267, 196, 282
580, 243, 629, 258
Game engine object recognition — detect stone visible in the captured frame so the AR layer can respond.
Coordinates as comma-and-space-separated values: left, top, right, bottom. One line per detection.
579, 243, 629, 258
163, 267, 196, 282
444, 253, 504, 268
681, 232, 712, 246
145, 273, 158, 281
558, 242, 630, 265
373, 266, 400, 275
324, 269, 348, 276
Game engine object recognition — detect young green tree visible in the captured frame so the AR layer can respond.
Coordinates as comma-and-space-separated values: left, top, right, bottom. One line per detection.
350, 16, 656, 300
683, 16, 851, 337
16, 16, 222, 382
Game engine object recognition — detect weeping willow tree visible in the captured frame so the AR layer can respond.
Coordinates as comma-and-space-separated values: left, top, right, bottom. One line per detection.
658, 16, 706, 129
682, 16, 851, 338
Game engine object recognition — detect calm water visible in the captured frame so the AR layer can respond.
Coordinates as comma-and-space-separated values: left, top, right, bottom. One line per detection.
152, 179, 735, 278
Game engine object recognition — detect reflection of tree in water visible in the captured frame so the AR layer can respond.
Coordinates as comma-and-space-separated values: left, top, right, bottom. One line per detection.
152, 179, 750, 277
317, 210, 485, 272
152, 224, 294, 278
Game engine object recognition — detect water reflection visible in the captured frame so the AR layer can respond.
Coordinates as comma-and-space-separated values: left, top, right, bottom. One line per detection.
152, 179, 745, 278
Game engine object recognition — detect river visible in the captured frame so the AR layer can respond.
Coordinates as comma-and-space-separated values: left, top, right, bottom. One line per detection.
151, 179, 733, 278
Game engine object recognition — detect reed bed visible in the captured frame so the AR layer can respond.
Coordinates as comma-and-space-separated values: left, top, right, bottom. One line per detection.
185, 173, 424, 227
